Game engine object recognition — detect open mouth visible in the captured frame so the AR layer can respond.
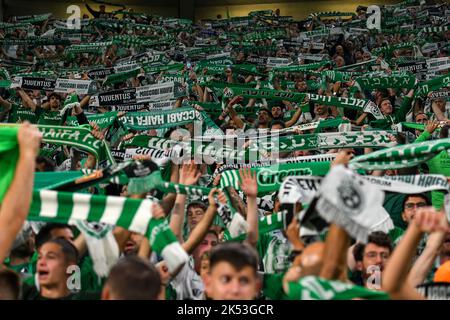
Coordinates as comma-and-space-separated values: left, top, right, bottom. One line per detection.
124, 241, 136, 252
38, 270, 49, 280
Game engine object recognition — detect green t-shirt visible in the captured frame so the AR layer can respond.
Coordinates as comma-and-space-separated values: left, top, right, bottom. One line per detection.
389, 226, 405, 246
370, 96, 413, 130
23, 254, 104, 292
383, 192, 408, 230
22, 282, 100, 300
262, 272, 287, 300
8, 103, 38, 123
287, 276, 390, 300
257, 231, 292, 274
35, 106, 64, 126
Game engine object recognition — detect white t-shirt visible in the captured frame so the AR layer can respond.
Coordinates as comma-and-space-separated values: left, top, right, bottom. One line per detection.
170, 257, 205, 300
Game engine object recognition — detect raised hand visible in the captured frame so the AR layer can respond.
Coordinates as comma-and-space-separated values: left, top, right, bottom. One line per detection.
90, 121, 107, 140
425, 120, 439, 134
17, 121, 42, 157
239, 168, 257, 198
152, 202, 166, 220
179, 160, 201, 185
208, 188, 228, 207
412, 208, 449, 234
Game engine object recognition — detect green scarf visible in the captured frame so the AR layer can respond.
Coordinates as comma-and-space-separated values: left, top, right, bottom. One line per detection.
287, 276, 388, 300
66, 112, 118, 130
0, 126, 19, 203
354, 74, 417, 90
28, 189, 187, 273
220, 161, 331, 195
349, 138, 450, 171
415, 72, 450, 98
38, 125, 114, 164
119, 107, 206, 130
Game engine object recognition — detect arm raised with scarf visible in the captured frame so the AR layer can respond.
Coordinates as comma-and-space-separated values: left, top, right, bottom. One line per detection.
16, 88, 37, 112
382, 208, 449, 300
181, 188, 221, 254
0, 123, 42, 263
169, 161, 201, 241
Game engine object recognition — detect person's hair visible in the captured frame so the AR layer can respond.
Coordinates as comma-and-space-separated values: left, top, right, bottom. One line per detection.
35, 223, 72, 249
414, 112, 428, 121
41, 238, 79, 264
258, 107, 273, 118
187, 201, 208, 212
378, 97, 391, 108
209, 242, 258, 274
0, 269, 21, 300
402, 193, 431, 210
352, 231, 392, 262
48, 92, 62, 101
270, 119, 286, 129
106, 256, 161, 300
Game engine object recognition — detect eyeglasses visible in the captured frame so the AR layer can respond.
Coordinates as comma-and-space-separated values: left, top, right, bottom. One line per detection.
404, 202, 427, 209
365, 252, 390, 260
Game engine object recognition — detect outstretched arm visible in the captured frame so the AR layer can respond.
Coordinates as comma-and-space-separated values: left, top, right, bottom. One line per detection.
0, 123, 42, 263
382, 208, 449, 300
407, 230, 446, 287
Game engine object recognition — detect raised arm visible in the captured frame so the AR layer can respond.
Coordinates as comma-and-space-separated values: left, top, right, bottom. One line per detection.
17, 88, 37, 112
396, 89, 414, 122
431, 100, 449, 122
285, 108, 303, 127
407, 229, 446, 287
382, 208, 449, 300
0, 123, 42, 263
181, 188, 219, 254
169, 161, 201, 242
239, 168, 258, 247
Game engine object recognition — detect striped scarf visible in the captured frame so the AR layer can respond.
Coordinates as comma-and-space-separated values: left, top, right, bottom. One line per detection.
349, 137, 450, 171
28, 189, 187, 272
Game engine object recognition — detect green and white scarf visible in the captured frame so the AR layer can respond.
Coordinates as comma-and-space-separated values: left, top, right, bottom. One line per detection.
287, 276, 388, 300
28, 189, 187, 273
349, 138, 450, 171
354, 74, 417, 90
37, 125, 114, 164
220, 161, 331, 195
66, 112, 118, 130
119, 107, 205, 130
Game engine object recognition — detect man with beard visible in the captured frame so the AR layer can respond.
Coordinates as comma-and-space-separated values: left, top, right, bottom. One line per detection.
270, 103, 303, 128
313, 104, 331, 121
255, 107, 273, 129
352, 232, 393, 289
